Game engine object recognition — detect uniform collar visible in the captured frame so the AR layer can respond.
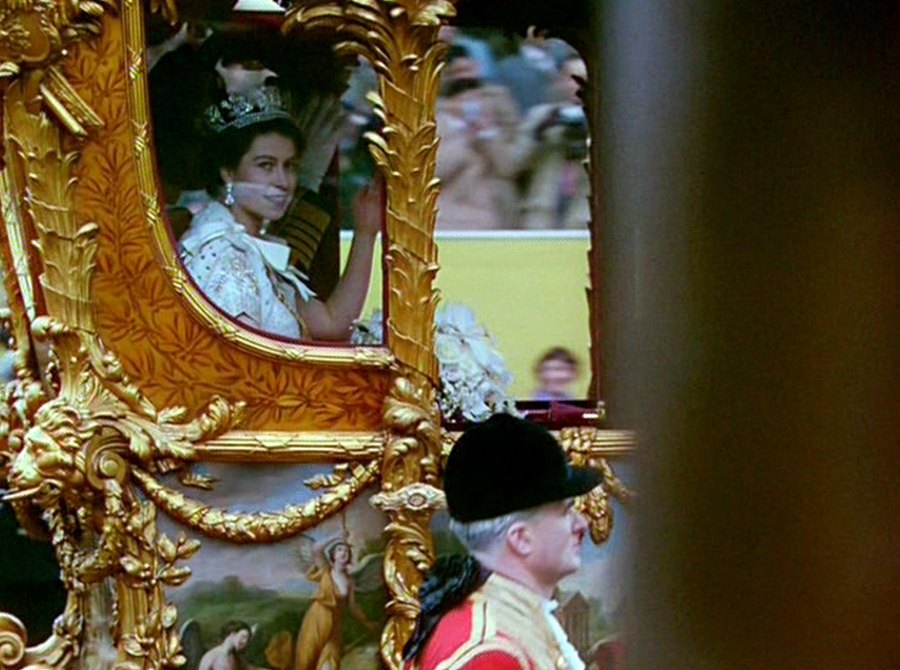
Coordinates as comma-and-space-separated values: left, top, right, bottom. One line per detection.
481, 572, 550, 614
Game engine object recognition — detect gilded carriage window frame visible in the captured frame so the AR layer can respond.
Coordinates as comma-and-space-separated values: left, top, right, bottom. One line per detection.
129, 13, 394, 366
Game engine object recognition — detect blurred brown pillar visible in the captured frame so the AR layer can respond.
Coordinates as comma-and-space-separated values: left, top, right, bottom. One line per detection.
599, 3, 899, 669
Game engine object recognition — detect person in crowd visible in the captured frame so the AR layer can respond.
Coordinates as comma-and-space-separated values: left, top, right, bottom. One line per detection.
512, 55, 592, 230
492, 31, 565, 113
435, 47, 522, 230
0, 326, 14, 383
178, 83, 380, 340
438, 26, 498, 82
533, 346, 581, 401
403, 413, 600, 670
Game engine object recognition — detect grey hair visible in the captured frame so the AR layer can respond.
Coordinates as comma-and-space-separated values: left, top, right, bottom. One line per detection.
449, 509, 535, 553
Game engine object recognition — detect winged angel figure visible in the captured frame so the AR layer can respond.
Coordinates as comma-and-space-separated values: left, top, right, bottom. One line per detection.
264, 534, 383, 670
178, 534, 382, 670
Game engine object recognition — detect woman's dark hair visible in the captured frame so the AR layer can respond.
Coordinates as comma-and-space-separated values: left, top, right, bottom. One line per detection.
219, 620, 251, 639
326, 541, 352, 564
202, 117, 305, 196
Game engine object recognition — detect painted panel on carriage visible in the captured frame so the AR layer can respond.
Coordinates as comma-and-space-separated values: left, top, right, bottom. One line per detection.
155, 463, 387, 670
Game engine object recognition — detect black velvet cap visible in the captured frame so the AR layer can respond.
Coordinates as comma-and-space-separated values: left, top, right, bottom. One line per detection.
444, 413, 601, 522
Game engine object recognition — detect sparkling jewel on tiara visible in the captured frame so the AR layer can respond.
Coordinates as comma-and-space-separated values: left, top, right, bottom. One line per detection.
201, 85, 292, 134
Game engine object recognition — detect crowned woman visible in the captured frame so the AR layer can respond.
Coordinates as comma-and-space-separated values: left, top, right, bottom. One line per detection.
178, 64, 380, 341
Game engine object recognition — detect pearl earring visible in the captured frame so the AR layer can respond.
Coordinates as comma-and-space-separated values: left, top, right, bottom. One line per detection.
224, 182, 235, 207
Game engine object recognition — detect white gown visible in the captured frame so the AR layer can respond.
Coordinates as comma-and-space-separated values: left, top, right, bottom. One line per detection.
179, 201, 314, 339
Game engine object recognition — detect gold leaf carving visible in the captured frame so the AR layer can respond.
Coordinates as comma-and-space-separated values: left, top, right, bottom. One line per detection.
0, 614, 27, 669
558, 426, 636, 544
283, 3, 459, 662
1, 26, 252, 670
285, 0, 451, 386
64, 13, 393, 431
373, 375, 443, 669
132, 460, 380, 543
374, 500, 440, 670
0, 0, 114, 71
382, 375, 441, 489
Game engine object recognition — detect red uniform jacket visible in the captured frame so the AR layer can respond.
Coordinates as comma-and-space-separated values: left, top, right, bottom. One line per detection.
405, 573, 572, 670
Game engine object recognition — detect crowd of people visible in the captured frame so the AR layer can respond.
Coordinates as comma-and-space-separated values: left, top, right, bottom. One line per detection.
434, 31, 591, 231
337, 29, 593, 232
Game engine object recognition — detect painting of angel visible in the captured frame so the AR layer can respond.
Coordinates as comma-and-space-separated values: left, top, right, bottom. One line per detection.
171, 531, 384, 670
284, 534, 382, 670
156, 465, 389, 670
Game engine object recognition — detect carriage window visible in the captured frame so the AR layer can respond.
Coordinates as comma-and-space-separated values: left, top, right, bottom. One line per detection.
147, 10, 384, 344
432, 28, 594, 415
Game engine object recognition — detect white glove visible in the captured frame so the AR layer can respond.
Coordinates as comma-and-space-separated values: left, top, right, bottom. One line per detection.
294, 93, 345, 192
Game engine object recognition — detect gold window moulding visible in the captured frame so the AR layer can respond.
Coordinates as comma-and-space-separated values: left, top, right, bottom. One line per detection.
121, 2, 393, 369
62, 7, 390, 432
191, 429, 386, 463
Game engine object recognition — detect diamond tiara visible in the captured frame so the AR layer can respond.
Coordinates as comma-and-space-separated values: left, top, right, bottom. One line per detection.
201, 86, 293, 134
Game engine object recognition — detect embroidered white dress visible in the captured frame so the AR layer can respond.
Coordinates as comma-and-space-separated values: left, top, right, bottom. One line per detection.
179, 201, 314, 339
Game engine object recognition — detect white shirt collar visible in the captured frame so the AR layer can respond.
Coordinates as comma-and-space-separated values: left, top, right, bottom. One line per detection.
543, 600, 586, 670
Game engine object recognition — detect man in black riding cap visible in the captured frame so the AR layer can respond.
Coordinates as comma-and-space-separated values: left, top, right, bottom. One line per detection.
403, 413, 601, 670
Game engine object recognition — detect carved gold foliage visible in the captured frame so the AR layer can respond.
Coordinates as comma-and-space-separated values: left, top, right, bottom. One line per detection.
115, 500, 199, 669
4, 309, 245, 518
1, 31, 254, 670
0, 285, 49, 537
63, 12, 392, 431
285, 0, 453, 386
2, 435, 201, 670
192, 430, 385, 463
372, 488, 444, 670
4, 79, 94, 337
382, 374, 441, 490
0, 0, 113, 72
573, 458, 637, 545
132, 460, 380, 543
559, 426, 636, 544
576, 485, 612, 544
371, 375, 443, 669
559, 425, 636, 459
3, 411, 224, 670
372, 483, 444, 670
0, 605, 80, 670
0, 614, 27, 670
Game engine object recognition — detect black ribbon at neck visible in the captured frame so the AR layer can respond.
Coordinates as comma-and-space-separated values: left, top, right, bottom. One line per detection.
402, 554, 491, 663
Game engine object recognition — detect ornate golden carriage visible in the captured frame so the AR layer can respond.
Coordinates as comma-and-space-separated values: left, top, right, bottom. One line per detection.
0, 0, 634, 668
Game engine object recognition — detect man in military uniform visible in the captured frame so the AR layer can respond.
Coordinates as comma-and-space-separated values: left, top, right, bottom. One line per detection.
404, 413, 600, 670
